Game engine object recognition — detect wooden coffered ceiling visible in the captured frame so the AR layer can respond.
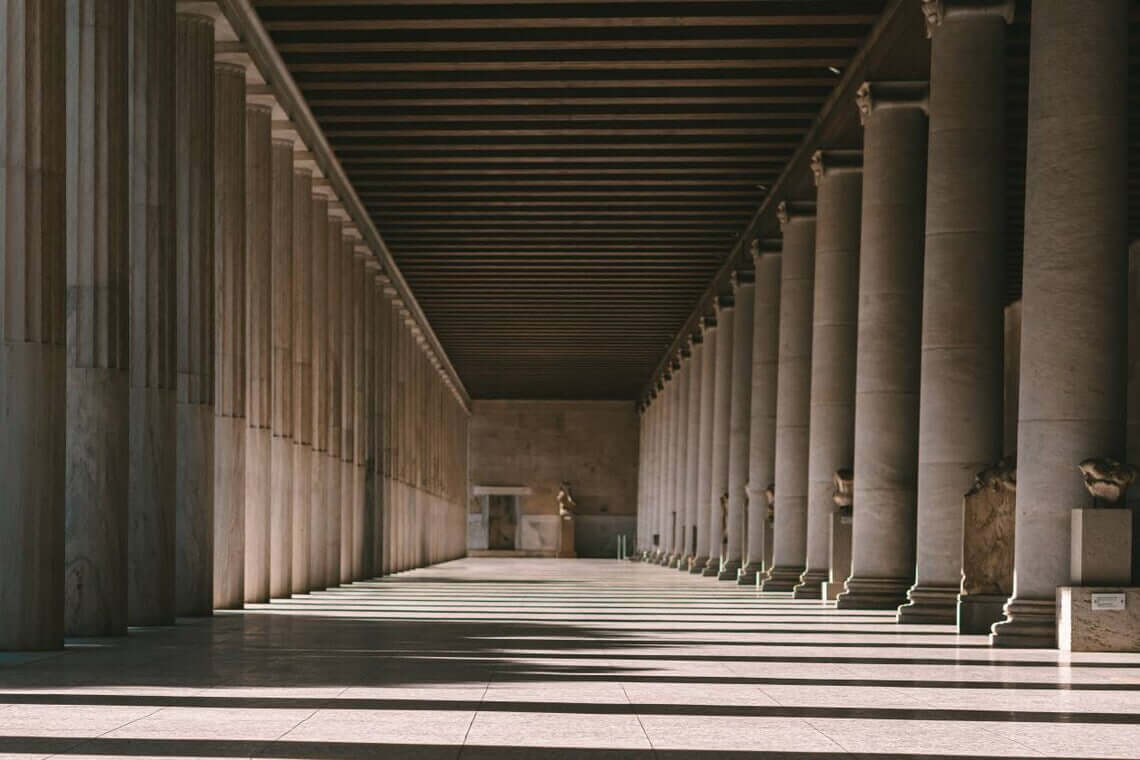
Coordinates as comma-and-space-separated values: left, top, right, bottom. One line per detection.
251, 0, 887, 398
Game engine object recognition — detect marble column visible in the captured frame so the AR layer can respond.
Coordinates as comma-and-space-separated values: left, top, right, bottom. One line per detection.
378, 281, 395, 575
340, 235, 356, 583
127, 0, 176, 627
992, 0, 1128, 647
370, 272, 387, 576
64, 0, 129, 638
211, 61, 246, 611
680, 331, 704, 568
291, 167, 313, 595
1, 0, 66, 650
325, 217, 343, 587
669, 355, 688, 566
661, 363, 679, 564
174, 13, 215, 617
243, 103, 271, 603
741, 242, 781, 585
703, 295, 734, 576
690, 314, 717, 573
721, 271, 755, 580
361, 260, 378, 577
901, 1, 1012, 625
651, 386, 665, 559
269, 138, 294, 598
836, 82, 928, 610
308, 196, 329, 590
762, 202, 815, 592
353, 251, 371, 579
796, 152, 862, 600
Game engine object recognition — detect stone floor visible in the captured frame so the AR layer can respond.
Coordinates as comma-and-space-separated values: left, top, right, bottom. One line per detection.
2, 558, 1140, 759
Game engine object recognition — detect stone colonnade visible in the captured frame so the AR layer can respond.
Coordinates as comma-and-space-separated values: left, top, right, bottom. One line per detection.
635, 0, 1131, 648
0, 0, 470, 651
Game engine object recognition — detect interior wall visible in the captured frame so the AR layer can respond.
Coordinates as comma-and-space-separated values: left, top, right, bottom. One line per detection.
469, 400, 639, 557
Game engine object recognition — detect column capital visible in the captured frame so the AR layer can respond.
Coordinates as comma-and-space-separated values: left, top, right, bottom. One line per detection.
690, 329, 704, 345
701, 313, 718, 331
680, 342, 692, 359
715, 293, 735, 312
856, 81, 929, 125
750, 237, 782, 262
777, 200, 816, 228
811, 149, 863, 186
921, 0, 1014, 37
214, 61, 245, 78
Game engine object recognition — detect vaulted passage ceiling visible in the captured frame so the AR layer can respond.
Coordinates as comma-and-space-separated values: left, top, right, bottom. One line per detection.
252, 0, 887, 399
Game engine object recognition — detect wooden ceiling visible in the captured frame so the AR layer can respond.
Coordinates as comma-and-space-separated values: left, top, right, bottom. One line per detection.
252, 0, 887, 399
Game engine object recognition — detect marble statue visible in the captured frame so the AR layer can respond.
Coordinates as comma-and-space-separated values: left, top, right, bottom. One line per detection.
557, 482, 577, 516
764, 483, 775, 524
961, 457, 1016, 598
1078, 457, 1137, 507
832, 468, 853, 519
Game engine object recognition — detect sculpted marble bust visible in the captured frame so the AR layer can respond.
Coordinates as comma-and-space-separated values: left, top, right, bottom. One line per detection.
1078, 457, 1137, 507
557, 482, 577, 517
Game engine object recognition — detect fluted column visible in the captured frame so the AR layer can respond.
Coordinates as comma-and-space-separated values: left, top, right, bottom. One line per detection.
667, 356, 686, 565
837, 82, 928, 610
127, 0, 176, 627
1, 0, 66, 650
721, 271, 755, 580
174, 13, 215, 617
269, 138, 294, 598
680, 331, 703, 568
690, 314, 717, 573
796, 152, 862, 600
353, 251, 371, 579
362, 261, 379, 577
243, 103, 271, 603
325, 217, 343, 586
340, 234, 356, 583
291, 167, 313, 594
763, 202, 816, 592
308, 196, 329, 590
660, 363, 678, 564
703, 295, 734, 576
378, 281, 395, 575
900, 1, 1012, 625
992, 0, 1128, 647
63, 0, 129, 638
741, 242, 781, 585
211, 62, 246, 611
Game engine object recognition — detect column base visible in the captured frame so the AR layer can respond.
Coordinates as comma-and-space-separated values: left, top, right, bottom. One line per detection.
835, 576, 910, 610
990, 597, 1056, 648
793, 568, 828, 599
897, 584, 957, 624
821, 581, 844, 601
689, 555, 709, 574
700, 557, 719, 577
717, 559, 742, 581
677, 554, 693, 571
760, 564, 803, 592
737, 562, 763, 586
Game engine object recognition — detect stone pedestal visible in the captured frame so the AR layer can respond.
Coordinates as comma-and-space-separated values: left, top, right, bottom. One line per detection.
957, 463, 1015, 633
1071, 509, 1132, 586
1057, 587, 1140, 652
558, 515, 577, 558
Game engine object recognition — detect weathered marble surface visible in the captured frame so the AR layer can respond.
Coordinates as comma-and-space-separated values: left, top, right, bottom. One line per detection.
519, 515, 560, 553
176, 403, 214, 616
212, 416, 245, 610
1071, 509, 1132, 586
1057, 586, 1140, 652
244, 427, 271, 603
827, 511, 852, 601
958, 460, 1015, 633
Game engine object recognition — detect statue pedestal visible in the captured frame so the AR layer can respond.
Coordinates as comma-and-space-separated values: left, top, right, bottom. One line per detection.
558, 514, 576, 559
1071, 509, 1132, 586
1057, 586, 1140, 652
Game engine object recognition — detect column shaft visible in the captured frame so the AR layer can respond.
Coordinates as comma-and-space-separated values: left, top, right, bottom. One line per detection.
325, 217, 343, 587
211, 62, 246, 611
243, 104, 271, 603
992, 0, 1128, 647
837, 82, 928, 610
291, 168, 313, 594
174, 13, 215, 617
798, 154, 862, 600
340, 236, 356, 583
741, 247, 781, 585
904, 3, 1011, 624
703, 297, 734, 576
763, 204, 816, 591
681, 334, 703, 568
308, 197, 329, 590
0, 0, 66, 650
721, 273, 755, 579
690, 316, 717, 572
127, 0, 176, 627
269, 139, 294, 598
